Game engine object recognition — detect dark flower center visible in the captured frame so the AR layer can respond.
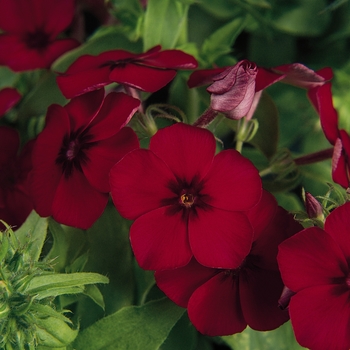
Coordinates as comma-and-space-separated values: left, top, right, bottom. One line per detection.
180, 193, 195, 208
24, 29, 50, 50
56, 128, 95, 178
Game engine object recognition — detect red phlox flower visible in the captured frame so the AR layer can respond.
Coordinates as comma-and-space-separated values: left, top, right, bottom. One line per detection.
306, 67, 350, 188
110, 122, 262, 271
155, 190, 303, 336
278, 201, 350, 350
29, 89, 140, 229
56, 45, 198, 99
0, 87, 21, 117
0, 0, 79, 71
0, 126, 34, 228
188, 61, 330, 120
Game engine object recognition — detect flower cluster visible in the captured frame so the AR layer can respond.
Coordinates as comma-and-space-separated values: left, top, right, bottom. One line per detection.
0, 1, 349, 348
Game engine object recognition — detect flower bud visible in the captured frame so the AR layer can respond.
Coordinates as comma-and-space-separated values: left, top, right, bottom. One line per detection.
305, 192, 324, 220
207, 60, 258, 120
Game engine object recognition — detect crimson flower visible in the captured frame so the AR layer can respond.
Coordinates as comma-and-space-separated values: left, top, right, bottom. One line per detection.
278, 202, 350, 350
0, 87, 21, 117
188, 61, 330, 121
110, 123, 262, 271
155, 191, 302, 336
0, 0, 79, 72
0, 126, 33, 228
56, 45, 198, 99
30, 89, 140, 229
307, 68, 350, 188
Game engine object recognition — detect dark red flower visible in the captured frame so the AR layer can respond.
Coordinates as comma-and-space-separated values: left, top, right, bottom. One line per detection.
188, 62, 330, 121
155, 191, 302, 336
278, 202, 350, 350
0, 87, 21, 117
0, 0, 79, 71
0, 126, 33, 228
56, 45, 198, 99
306, 68, 350, 188
110, 123, 262, 271
30, 89, 140, 229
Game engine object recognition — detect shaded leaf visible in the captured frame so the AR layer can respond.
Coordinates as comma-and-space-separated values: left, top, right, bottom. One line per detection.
73, 298, 185, 350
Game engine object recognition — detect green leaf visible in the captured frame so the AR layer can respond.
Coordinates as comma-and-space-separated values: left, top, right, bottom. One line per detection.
14, 210, 49, 262
35, 316, 78, 348
25, 272, 109, 297
73, 298, 185, 350
83, 204, 135, 314
201, 17, 246, 65
222, 322, 306, 349
249, 91, 279, 159
52, 26, 142, 72
17, 71, 66, 120
83, 284, 106, 311
196, 0, 243, 19
270, 0, 330, 36
160, 313, 197, 350
45, 218, 88, 273
143, 0, 190, 50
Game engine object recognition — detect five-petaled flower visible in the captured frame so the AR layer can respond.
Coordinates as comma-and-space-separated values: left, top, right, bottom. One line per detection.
155, 191, 302, 336
0, 126, 33, 229
110, 122, 262, 271
278, 201, 350, 350
30, 89, 140, 229
0, 0, 79, 71
56, 45, 198, 99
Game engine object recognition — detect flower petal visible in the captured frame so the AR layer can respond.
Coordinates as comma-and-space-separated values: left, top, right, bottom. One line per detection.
187, 68, 226, 88
246, 190, 277, 240
155, 258, 217, 308
30, 104, 69, 217
0, 126, 19, 165
272, 63, 327, 89
57, 65, 112, 99
143, 49, 198, 69
64, 89, 105, 131
52, 169, 108, 229
189, 207, 253, 269
109, 63, 176, 92
332, 138, 349, 188
202, 149, 262, 211
289, 285, 350, 350
88, 92, 140, 142
130, 206, 192, 270
324, 202, 350, 259
150, 123, 216, 184
239, 268, 289, 331
308, 79, 339, 145
110, 149, 177, 220
188, 272, 246, 336
277, 227, 347, 292
83, 127, 139, 193
0, 87, 21, 117
251, 207, 303, 271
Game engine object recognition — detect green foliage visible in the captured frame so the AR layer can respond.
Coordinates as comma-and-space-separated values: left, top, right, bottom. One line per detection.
72, 298, 185, 350
222, 322, 306, 349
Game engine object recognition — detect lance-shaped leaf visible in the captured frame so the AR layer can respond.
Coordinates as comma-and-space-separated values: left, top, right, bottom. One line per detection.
73, 298, 185, 350
24, 272, 109, 299
14, 210, 48, 262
